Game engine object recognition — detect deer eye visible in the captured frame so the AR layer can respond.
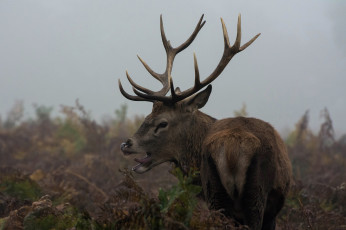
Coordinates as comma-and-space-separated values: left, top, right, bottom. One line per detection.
158, 122, 168, 128
155, 121, 168, 133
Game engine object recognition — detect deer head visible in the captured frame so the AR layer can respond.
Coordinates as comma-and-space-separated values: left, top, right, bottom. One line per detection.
119, 14, 260, 173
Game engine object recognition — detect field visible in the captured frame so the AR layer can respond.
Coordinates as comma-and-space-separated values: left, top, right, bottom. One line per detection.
0, 102, 345, 229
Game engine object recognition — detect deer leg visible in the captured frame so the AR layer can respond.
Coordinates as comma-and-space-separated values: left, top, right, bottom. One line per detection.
261, 189, 285, 230
241, 185, 266, 230
240, 156, 267, 230
200, 151, 234, 216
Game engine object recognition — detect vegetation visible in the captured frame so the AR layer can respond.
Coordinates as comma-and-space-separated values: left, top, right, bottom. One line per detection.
0, 101, 345, 229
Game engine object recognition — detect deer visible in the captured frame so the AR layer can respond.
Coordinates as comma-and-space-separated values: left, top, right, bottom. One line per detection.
118, 14, 292, 230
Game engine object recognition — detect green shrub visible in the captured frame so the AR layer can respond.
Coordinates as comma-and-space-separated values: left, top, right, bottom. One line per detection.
23, 205, 92, 230
0, 174, 42, 201
158, 168, 202, 227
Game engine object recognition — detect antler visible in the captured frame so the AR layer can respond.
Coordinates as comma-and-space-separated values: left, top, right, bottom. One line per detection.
119, 14, 260, 104
118, 14, 205, 102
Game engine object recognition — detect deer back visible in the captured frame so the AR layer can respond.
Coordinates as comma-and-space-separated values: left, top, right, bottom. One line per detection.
203, 117, 291, 202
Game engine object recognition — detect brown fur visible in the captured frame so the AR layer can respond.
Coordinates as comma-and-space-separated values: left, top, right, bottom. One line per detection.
205, 117, 292, 194
121, 101, 292, 230
205, 128, 260, 170
205, 127, 260, 199
201, 117, 292, 229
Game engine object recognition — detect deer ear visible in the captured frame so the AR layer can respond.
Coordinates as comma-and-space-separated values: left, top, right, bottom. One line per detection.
183, 85, 212, 111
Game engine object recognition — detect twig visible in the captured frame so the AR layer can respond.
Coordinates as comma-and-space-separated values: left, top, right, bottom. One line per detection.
65, 169, 108, 201
298, 198, 314, 230
164, 216, 189, 230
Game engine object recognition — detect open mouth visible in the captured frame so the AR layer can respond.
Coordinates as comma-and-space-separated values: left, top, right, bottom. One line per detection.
132, 152, 152, 172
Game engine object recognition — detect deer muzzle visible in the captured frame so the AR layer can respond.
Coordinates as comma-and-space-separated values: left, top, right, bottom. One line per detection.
120, 139, 134, 155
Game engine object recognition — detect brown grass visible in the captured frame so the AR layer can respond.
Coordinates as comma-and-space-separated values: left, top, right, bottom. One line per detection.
0, 102, 345, 229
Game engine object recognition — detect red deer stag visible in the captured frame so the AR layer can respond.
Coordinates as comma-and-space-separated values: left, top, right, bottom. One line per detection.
119, 14, 292, 230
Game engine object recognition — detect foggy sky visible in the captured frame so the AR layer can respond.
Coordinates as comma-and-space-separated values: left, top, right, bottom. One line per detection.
1, 0, 345, 136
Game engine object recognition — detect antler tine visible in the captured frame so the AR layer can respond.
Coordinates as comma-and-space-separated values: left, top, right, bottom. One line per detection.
137, 55, 162, 83
126, 71, 155, 94
240, 32, 261, 51
174, 14, 260, 101
160, 14, 171, 52
137, 54, 170, 96
118, 79, 154, 102
232, 14, 242, 50
172, 52, 202, 102
174, 14, 206, 54
161, 52, 202, 103
132, 86, 172, 104
132, 77, 177, 105
193, 53, 201, 87
221, 18, 231, 48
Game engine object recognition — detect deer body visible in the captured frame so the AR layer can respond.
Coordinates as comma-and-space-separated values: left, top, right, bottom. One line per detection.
118, 15, 292, 230
202, 116, 291, 229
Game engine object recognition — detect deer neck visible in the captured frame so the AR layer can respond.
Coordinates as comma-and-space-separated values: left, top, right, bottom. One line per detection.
177, 111, 216, 174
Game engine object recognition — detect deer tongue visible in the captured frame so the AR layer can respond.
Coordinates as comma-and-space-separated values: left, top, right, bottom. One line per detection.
134, 153, 151, 164
132, 153, 152, 171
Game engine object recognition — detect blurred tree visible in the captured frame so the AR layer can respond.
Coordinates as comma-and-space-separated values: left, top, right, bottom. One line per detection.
285, 110, 311, 148
3, 100, 24, 129
233, 102, 248, 117
33, 104, 53, 123
296, 110, 310, 143
319, 107, 335, 151
115, 103, 128, 124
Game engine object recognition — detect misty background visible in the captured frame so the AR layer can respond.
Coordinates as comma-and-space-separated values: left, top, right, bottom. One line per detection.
1, 0, 345, 137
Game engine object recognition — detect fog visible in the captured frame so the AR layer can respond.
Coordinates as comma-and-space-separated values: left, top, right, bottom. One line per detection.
1, 0, 345, 136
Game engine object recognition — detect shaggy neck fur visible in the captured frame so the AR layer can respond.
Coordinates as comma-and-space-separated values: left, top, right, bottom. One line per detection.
177, 110, 216, 174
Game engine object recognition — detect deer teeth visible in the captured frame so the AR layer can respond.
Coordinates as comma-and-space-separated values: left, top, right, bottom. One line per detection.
132, 163, 142, 171
133, 153, 152, 170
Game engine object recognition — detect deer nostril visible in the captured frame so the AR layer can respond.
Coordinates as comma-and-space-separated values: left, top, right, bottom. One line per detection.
120, 139, 133, 151
126, 139, 133, 146
120, 143, 127, 151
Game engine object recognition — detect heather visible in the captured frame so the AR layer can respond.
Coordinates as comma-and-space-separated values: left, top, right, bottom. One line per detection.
0, 102, 345, 229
